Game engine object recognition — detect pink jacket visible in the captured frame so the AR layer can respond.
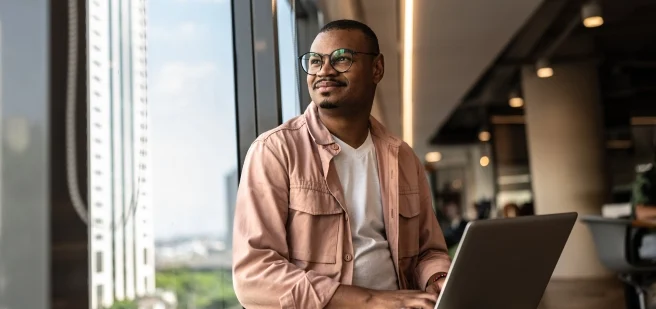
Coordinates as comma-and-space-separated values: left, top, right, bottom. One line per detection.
232, 103, 451, 308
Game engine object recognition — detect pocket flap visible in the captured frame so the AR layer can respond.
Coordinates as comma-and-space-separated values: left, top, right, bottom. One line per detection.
290, 183, 344, 215
399, 193, 420, 218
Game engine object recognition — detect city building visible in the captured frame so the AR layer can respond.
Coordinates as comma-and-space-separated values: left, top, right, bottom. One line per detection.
225, 169, 238, 250
87, 0, 155, 308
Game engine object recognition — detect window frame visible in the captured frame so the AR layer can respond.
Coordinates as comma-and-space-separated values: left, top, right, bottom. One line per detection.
232, 0, 283, 174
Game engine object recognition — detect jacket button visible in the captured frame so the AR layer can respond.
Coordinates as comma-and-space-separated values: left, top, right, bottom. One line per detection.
344, 253, 353, 262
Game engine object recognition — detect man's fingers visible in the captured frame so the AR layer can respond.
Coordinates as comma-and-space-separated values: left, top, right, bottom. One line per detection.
401, 297, 436, 309
416, 292, 438, 302
393, 290, 438, 309
425, 284, 439, 295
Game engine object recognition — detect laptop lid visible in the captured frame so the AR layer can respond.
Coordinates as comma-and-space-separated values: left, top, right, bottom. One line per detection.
435, 212, 578, 309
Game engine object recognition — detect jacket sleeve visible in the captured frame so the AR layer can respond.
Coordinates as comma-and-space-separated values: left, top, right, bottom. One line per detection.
232, 140, 340, 309
412, 155, 452, 290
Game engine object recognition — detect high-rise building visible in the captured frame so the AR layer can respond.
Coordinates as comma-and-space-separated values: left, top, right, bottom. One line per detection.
87, 1, 155, 308
225, 169, 239, 250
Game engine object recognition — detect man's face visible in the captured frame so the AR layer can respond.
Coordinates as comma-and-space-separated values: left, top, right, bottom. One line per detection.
306, 29, 384, 113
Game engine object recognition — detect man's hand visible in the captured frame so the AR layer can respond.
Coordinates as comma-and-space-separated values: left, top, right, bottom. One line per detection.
369, 290, 438, 309
326, 285, 437, 309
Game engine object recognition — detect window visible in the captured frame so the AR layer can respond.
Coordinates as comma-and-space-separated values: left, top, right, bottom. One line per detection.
96, 285, 104, 309
88, 0, 238, 308
147, 0, 239, 306
278, 0, 301, 122
96, 252, 103, 273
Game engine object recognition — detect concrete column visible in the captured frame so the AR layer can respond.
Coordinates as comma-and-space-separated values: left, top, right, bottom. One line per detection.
522, 61, 610, 278
1, 0, 51, 308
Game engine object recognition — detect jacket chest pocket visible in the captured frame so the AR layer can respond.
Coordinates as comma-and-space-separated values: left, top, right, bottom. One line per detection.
287, 186, 343, 264
398, 190, 420, 258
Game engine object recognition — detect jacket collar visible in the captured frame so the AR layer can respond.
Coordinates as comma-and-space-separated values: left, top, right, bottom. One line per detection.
303, 102, 403, 148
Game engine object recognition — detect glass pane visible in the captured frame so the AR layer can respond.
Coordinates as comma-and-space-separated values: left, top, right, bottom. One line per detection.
88, 0, 238, 308
149, 0, 239, 308
278, 0, 301, 122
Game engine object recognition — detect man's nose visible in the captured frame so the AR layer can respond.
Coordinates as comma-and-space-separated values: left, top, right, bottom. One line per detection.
317, 56, 337, 77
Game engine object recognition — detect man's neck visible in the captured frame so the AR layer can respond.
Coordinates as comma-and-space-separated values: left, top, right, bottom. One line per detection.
319, 110, 370, 149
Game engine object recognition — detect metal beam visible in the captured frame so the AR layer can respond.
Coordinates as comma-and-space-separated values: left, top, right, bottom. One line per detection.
232, 0, 258, 174
232, 0, 283, 174
252, 0, 282, 133
295, 1, 319, 112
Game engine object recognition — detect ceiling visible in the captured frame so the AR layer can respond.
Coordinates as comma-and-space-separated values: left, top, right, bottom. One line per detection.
317, 0, 545, 159
433, 0, 656, 147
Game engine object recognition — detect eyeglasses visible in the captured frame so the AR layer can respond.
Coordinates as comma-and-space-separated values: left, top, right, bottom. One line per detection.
299, 48, 379, 75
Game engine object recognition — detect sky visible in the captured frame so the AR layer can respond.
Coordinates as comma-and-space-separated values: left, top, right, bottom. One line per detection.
148, 0, 299, 241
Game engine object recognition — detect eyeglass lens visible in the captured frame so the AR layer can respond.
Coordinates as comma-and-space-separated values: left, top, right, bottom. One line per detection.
301, 49, 354, 75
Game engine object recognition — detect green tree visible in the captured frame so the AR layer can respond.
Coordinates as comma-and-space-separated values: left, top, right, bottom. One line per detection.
107, 300, 138, 309
156, 268, 238, 309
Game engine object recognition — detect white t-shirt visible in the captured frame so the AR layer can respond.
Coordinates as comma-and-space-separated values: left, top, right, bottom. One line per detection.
333, 132, 399, 290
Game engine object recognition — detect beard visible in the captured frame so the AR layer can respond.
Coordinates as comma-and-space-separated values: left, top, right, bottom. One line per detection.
319, 100, 339, 109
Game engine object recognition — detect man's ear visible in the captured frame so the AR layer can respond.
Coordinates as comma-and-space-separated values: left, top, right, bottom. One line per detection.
373, 54, 385, 84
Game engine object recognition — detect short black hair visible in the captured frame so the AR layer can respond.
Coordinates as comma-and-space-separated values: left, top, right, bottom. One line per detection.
319, 19, 380, 54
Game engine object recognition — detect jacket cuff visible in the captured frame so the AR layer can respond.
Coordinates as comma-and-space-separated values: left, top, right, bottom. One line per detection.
417, 259, 451, 290
279, 272, 340, 309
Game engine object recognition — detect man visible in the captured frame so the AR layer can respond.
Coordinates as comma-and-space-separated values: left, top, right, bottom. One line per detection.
232, 19, 451, 309
626, 163, 656, 309
632, 163, 656, 260
634, 163, 656, 222
442, 202, 467, 249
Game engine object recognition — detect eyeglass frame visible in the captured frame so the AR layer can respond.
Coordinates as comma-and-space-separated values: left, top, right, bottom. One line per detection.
298, 48, 380, 75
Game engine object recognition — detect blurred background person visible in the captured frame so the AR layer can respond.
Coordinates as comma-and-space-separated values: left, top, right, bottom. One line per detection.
503, 203, 521, 218
442, 202, 468, 250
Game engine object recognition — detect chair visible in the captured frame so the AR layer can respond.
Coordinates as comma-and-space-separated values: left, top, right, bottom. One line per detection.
581, 215, 656, 309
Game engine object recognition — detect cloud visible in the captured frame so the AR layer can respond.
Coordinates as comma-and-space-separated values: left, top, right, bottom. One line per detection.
148, 61, 236, 240
150, 61, 219, 109
149, 22, 207, 42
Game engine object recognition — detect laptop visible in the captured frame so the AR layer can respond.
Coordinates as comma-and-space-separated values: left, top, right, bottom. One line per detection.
435, 212, 578, 309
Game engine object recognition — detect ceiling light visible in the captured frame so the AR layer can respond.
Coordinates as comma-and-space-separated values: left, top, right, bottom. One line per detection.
509, 91, 524, 108
480, 156, 490, 167
425, 151, 442, 163
536, 58, 553, 78
478, 130, 491, 142
582, 1, 603, 28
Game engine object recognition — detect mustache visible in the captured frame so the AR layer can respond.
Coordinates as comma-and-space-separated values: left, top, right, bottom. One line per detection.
313, 79, 347, 89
